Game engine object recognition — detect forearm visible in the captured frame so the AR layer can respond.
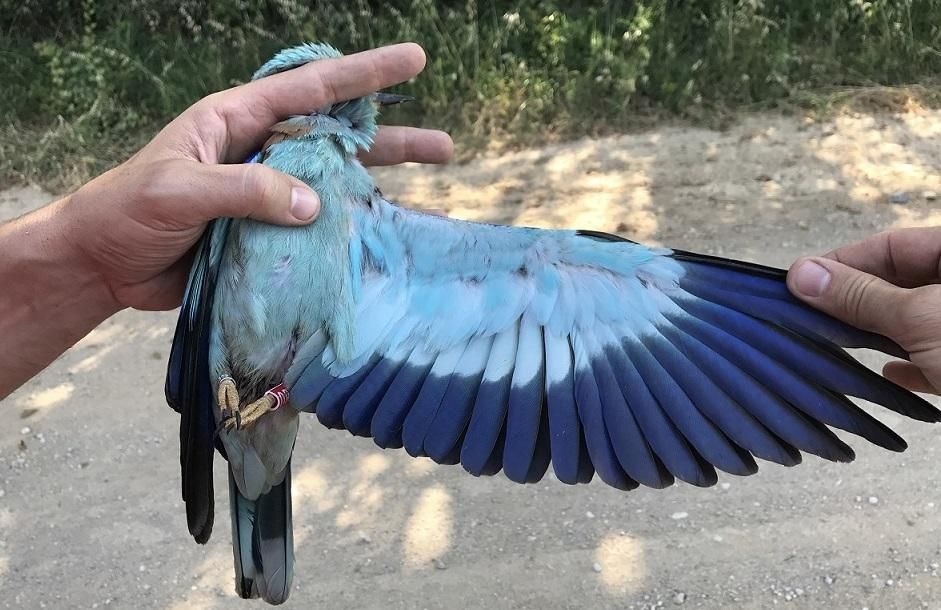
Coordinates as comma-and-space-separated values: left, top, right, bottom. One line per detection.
0, 197, 121, 398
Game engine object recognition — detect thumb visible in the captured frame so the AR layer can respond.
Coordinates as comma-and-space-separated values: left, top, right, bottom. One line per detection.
787, 256, 910, 340
166, 161, 321, 226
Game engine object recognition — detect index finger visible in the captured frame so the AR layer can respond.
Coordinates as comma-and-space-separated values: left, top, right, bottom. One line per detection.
213, 43, 427, 160
359, 126, 454, 166
823, 226, 941, 288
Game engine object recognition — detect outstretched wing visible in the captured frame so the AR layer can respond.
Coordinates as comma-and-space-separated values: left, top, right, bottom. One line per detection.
166, 217, 232, 542
286, 198, 938, 490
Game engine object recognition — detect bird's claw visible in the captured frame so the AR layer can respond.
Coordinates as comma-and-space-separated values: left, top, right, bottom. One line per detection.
220, 407, 241, 431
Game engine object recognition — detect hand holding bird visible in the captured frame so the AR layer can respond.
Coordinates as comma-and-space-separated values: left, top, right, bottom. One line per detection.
61, 43, 452, 313
0, 43, 443, 400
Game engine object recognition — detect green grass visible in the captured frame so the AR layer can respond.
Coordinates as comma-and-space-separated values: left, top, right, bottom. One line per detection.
2, 0, 941, 191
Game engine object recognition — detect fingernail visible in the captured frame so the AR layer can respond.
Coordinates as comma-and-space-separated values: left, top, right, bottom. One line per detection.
792, 260, 831, 297
290, 187, 320, 221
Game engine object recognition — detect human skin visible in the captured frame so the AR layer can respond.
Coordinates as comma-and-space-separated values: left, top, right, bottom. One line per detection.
788, 226, 941, 395
0, 42, 452, 400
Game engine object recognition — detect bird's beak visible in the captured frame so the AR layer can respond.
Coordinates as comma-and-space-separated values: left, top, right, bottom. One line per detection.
374, 92, 415, 107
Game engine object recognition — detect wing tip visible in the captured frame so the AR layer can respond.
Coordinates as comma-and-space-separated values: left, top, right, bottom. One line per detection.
897, 393, 941, 423
189, 515, 213, 545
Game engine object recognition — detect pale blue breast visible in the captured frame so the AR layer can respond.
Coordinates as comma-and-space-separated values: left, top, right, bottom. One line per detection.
215, 219, 314, 377
213, 137, 375, 377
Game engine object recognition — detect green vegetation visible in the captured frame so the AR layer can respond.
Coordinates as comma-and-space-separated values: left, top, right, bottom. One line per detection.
2, 1, 941, 190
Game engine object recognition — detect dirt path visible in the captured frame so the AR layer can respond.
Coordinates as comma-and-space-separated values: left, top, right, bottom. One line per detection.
1, 109, 940, 609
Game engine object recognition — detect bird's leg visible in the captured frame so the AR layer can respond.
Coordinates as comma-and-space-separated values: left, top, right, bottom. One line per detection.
223, 383, 290, 432
217, 375, 241, 430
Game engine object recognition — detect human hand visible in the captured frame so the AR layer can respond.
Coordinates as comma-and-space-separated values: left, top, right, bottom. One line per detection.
787, 227, 941, 394
62, 42, 452, 312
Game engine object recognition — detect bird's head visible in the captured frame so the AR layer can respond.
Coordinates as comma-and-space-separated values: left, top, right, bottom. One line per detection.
253, 43, 412, 157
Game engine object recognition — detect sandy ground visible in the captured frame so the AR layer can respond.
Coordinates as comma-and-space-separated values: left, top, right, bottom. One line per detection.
2, 109, 941, 610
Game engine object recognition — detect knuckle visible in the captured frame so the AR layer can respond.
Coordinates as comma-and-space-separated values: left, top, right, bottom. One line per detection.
196, 89, 253, 130
239, 165, 277, 215
839, 273, 878, 324
192, 92, 233, 120
135, 160, 180, 205
180, 100, 230, 161
881, 230, 901, 277
187, 104, 221, 134
901, 286, 941, 326
893, 286, 941, 347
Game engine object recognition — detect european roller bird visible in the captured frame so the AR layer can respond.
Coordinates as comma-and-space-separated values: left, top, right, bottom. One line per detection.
166, 43, 940, 604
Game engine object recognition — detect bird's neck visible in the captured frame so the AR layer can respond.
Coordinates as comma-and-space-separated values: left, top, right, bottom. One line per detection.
266, 137, 376, 204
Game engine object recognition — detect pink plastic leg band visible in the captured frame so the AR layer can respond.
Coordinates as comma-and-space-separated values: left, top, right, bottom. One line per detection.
265, 383, 289, 411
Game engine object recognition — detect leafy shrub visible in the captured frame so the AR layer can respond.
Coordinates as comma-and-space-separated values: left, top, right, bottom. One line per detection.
1, 0, 940, 188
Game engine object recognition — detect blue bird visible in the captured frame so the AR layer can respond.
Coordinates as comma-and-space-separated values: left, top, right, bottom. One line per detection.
166, 43, 939, 604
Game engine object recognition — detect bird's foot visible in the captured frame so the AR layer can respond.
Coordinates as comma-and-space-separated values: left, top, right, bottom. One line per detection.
221, 383, 289, 432
217, 375, 241, 430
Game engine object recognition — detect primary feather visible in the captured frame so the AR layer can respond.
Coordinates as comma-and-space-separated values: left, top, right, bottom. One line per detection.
166, 42, 939, 605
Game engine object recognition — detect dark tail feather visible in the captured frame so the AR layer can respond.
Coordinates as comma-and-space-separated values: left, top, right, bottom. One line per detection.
229, 463, 294, 605
166, 223, 223, 544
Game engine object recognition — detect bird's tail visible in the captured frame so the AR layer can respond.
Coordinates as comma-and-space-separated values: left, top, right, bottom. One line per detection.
228, 462, 294, 605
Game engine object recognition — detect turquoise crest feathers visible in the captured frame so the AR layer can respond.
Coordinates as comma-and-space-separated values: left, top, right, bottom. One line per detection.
252, 42, 343, 79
